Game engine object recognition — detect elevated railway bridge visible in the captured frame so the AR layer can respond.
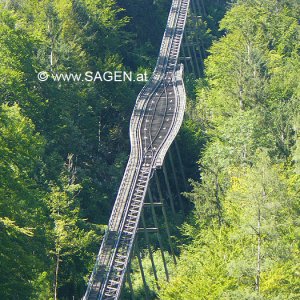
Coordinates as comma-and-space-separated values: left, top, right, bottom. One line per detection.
83, 0, 197, 299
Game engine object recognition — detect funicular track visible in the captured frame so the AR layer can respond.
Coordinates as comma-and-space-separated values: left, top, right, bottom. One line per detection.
84, 0, 190, 299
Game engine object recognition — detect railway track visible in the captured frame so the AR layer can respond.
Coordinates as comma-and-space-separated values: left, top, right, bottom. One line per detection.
83, 0, 189, 299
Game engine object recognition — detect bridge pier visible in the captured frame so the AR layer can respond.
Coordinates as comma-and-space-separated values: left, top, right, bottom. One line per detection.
168, 149, 184, 211
162, 164, 176, 216
126, 140, 190, 297
141, 212, 160, 289
84, 0, 193, 297
175, 141, 188, 190
126, 260, 135, 300
148, 189, 170, 282
180, 0, 210, 77
135, 243, 150, 300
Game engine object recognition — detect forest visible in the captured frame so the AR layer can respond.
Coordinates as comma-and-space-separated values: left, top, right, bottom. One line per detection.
0, 0, 299, 299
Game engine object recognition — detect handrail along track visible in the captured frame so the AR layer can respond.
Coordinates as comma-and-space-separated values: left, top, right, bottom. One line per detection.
84, 0, 190, 299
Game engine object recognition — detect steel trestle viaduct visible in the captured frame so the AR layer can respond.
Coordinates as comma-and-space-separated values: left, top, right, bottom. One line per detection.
84, 0, 190, 299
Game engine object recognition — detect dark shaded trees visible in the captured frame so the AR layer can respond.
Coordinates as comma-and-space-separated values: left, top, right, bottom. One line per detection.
0, 0, 169, 298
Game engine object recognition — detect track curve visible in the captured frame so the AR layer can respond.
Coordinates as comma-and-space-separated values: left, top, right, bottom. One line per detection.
84, 0, 189, 299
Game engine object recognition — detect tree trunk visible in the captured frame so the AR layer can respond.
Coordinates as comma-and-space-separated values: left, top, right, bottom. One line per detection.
215, 175, 222, 227
54, 250, 60, 300
98, 115, 101, 155
255, 198, 263, 293
255, 208, 261, 293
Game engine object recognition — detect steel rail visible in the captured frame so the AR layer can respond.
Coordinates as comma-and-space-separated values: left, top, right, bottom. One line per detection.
83, 0, 190, 299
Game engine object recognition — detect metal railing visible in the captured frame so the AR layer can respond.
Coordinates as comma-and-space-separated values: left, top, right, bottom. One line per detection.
83, 0, 190, 299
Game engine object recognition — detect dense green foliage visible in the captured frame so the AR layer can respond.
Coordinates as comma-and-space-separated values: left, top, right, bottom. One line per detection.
1, 0, 299, 299
160, 0, 300, 299
0, 0, 172, 298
